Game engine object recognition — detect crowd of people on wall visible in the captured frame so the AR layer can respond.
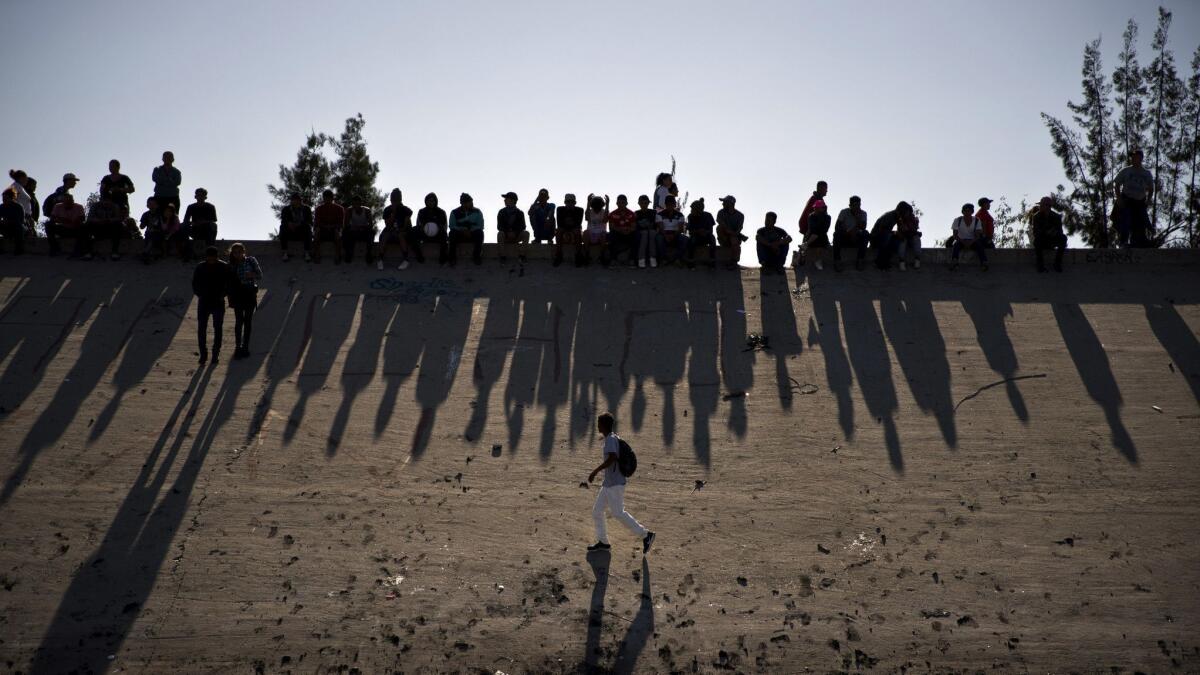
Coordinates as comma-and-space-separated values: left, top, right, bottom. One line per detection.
1, 149, 1161, 277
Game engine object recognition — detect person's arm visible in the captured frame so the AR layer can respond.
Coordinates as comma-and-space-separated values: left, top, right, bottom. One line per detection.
125, 177, 135, 195
210, 204, 217, 223
182, 204, 193, 227
172, 168, 181, 189
588, 453, 617, 483
192, 265, 202, 297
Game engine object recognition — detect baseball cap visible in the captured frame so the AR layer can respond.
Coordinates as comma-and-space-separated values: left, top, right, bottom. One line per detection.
62, 173, 79, 183
501, 191, 518, 201
977, 197, 993, 207
720, 195, 736, 204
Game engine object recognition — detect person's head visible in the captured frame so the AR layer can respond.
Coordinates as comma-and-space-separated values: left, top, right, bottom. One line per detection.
616, 194, 628, 208
25, 177, 36, 192
194, 187, 208, 202
564, 193, 577, 205
62, 172, 78, 189
596, 412, 614, 435
1, 189, 13, 203
460, 193, 473, 207
204, 245, 219, 262
108, 159, 120, 174
502, 191, 518, 207
896, 201, 913, 215
9, 169, 26, 185
162, 151, 174, 166
961, 203, 975, 217
690, 197, 705, 213
289, 193, 302, 207
1131, 149, 1144, 166
163, 203, 176, 218
977, 197, 992, 211
147, 196, 158, 209
849, 195, 861, 209
322, 189, 334, 204
61, 192, 74, 205
816, 180, 828, 197
589, 195, 604, 211
1039, 195, 1054, 211
720, 195, 736, 210
229, 242, 245, 261
638, 195, 650, 208
390, 188, 402, 205
537, 188, 550, 202
656, 172, 672, 188
663, 195, 677, 212
765, 211, 778, 226
425, 192, 438, 207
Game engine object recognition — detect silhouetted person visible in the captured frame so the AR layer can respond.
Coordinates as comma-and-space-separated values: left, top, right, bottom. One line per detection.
25, 177, 39, 227
6, 169, 33, 224
42, 172, 79, 223
228, 242, 263, 359
656, 195, 688, 265
47, 191, 86, 257
586, 412, 655, 554
1031, 196, 1067, 273
797, 180, 828, 262
895, 208, 922, 271
607, 194, 637, 266
192, 245, 235, 366
756, 211, 791, 272
312, 189, 344, 263
416, 192, 448, 264
139, 196, 165, 262
99, 159, 134, 216
715, 195, 745, 270
0, 189, 25, 255
528, 188, 556, 244
653, 172, 673, 211
183, 187, 218, 257
870, 201, 912, 270
379, 188, 414, 269
950, 202, 987, 271
833, 195, 868, 271
634, 194, 659, 268
1114, 149, 1153, 247
554, 193, 584, 267
686, 198, 717, 268
279, 193, 313, 262
496, 191, 528, 263
163, 204, 185, 259
448, 192, 484, 266
803, 199, 831, 270
583, 194, 609, 266
976, 197, 995, 248
343, 198, 375, 264
152, 151, 182, 215
86, 194, 124, 260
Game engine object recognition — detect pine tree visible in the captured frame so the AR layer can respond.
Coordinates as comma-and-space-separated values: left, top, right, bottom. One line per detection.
329, 113, 385, 220
991, 197, 1030, 248
1112, 19, 1148, 158
1182, 46, 1200, 247
1145, 7, 1184, 235
266, 131, 333, 218
1042, 38, 1113, 246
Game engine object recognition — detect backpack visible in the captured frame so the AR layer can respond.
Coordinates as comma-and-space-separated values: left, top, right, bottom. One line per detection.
617, 439, 637, 478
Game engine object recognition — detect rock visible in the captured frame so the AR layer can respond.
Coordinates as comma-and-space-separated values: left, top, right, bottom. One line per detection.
737, 576, 748, 587
817, 544, 830, 554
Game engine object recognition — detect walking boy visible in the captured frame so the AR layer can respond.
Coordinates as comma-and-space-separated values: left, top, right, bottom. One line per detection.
587, 413, 655, 554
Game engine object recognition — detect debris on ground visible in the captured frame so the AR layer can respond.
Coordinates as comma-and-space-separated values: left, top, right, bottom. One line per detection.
491, 444, 502, 457
722, 391, 746, 401
954, 374, 1048, 411
693, 480, 706, 492
744, 333, 771, 352
788, 377, 819, 395
1152, 405, 1163, 413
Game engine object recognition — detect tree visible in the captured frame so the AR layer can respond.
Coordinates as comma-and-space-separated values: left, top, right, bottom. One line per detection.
266, 131, 333, 217
1042, 38, 1113, 247
991, 197, 1030, 248
1181, 46, 1200, 247
1145, 7, 1184, 235
329, 113, 385, 220
1112, 19, 1148, 158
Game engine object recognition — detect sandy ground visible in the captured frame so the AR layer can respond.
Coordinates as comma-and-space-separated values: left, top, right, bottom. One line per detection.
0, 251, 1197, 673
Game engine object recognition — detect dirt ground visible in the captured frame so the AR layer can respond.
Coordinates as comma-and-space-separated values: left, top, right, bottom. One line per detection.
0, 252, 1197, 673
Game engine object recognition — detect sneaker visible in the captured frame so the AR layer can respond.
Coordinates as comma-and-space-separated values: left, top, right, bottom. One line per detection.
815, 260, 824, 271
638, 259, 646, 269
898, 261, 906, 272
649, 258, 657, 268
398, 260, 410, 270
913, 258, 921, 270
282, 253, 290, 262
587, 542, 611, 552
642, 531, 656, 554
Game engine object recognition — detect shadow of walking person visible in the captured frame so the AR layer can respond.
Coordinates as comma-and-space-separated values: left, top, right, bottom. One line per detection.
612, 558, 654, 675
1052, 302, 1137, 463
581, 548, 612, 673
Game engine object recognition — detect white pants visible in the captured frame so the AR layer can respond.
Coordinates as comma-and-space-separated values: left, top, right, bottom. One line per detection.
592, 484, 647, 544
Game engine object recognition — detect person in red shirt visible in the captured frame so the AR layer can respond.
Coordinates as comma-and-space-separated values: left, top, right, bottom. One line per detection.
606, 194, 637, 266
797, 180, 828, 264
312, 189, 345, 263
976, 197, 995, 248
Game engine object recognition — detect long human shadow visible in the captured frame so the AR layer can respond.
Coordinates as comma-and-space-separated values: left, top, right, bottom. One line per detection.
328, 295, 391, 455
570, 287, 628, 450
0, 279, 88, 416
282, 293, 356, 445
536, 300, 577, 459
466, 293, 521, 446
808, 285, 855, 440
374, 301, 430, 438
840, 295, 903, 472
1052, 302, 1137, 463
961, 293, 1030, 422
581, 548, 611, 673
1144, 301, 1200, 405
621, 300, 688, 450
410, 291, 474, 458
1, 289, 146, 506
503, 297, 548, 454
687, 295, 720, 467
758, 270, 802, 411
718, 273, 753, 440
612, 558, 654, 674
89, 288, 188, 443
880, 297, 958, 448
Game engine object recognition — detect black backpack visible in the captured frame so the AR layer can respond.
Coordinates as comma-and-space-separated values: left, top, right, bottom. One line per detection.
617, 439, 637, 477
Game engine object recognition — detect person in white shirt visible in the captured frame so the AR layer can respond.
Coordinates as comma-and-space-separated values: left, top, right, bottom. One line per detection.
6, 170, 33, 224
586, 412, 655, 554
655, 195, 688, 265
949, 203, 988, 271
583, 194, 609, 265
653, 172, 673, 211
833, 196, 869, 271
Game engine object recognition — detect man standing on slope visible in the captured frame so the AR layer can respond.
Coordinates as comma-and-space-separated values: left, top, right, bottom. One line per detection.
587, 412, 655, 554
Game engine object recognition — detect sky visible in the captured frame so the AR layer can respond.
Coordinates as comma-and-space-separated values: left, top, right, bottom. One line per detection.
4, 0, 1199, 252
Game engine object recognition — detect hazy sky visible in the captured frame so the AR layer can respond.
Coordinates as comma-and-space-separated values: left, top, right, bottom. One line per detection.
4, 0, 1198, 248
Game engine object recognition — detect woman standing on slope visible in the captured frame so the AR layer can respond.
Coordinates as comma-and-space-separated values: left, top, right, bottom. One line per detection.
228, 242, 264, 359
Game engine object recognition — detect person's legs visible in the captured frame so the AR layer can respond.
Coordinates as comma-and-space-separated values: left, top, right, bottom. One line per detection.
592, 487, 610, 545
975, 239, 988, 265
1054, 233, 1066, 270
832, 230, 845, 262
233, 302, 246, 350
951, 240, 963, 261
197, 300, 212, 358
471, 229, 484, 264
855, 232, 868, 263
109, 221, 123, 257
604, 484, 647, 537
1035, 241, 1047, 271
343, 230, 356, 262
211, 303, 225, 358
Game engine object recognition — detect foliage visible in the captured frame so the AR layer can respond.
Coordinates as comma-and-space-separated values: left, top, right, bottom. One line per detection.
991, 197, 1030, 249
329, 113, 385, 220
266, 131, 333, 218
